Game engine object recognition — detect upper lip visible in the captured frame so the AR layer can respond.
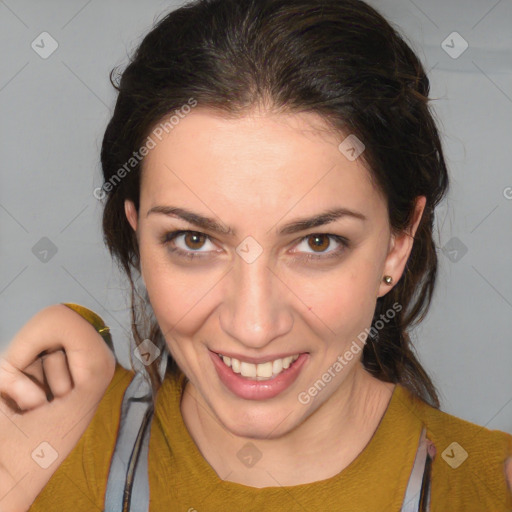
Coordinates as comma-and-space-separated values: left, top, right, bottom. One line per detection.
211, 349, 307, 364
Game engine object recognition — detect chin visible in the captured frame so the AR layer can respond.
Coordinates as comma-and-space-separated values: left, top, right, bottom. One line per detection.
227, 423, 289, 440
216, 404, 298, 440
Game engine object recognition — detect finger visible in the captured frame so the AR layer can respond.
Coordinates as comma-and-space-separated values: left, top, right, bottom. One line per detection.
41, 349, 73, 398
0, 390, 23, 415
0, 358, 47, 411
1, 305, 113, 387
21, 356, 46, 388
0, 305, 83, 372
21, 356, 53, 401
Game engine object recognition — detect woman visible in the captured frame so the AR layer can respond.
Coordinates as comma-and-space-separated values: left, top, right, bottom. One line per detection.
0, 0, 510, 510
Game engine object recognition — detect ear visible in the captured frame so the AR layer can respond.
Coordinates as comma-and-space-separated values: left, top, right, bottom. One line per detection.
377, 196, 426, 298
124, 199, 139, 232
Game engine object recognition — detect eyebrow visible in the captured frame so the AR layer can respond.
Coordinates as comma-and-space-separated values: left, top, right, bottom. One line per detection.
146, 205, 367, 236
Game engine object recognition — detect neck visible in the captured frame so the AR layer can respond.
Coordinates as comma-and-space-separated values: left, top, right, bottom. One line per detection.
180, 364, 395, 487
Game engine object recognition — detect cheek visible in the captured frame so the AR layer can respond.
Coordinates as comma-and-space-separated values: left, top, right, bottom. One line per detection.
138, 238, 180, 326
300, 258, 380, 341
139, 244, 215, 338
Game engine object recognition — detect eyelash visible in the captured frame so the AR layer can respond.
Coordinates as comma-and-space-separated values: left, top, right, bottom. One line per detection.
160, 230, 349, 263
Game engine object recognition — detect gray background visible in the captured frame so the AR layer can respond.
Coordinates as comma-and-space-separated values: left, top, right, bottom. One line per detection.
1, 0, 511, 433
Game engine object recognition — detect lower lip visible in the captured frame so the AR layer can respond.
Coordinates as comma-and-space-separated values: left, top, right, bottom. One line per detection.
209, 351, 309, 400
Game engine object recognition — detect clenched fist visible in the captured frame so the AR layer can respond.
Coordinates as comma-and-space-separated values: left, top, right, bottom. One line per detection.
0, 304, 116, 512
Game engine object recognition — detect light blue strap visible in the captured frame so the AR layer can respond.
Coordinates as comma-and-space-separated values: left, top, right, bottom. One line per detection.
401, 426, 431, 512
104, 350, 169, 511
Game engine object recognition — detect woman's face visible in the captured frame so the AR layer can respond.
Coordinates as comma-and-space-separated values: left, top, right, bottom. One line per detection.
125, 107, 424, 439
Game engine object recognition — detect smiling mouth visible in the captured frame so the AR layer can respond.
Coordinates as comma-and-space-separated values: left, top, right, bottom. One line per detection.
216, 353, 301, 381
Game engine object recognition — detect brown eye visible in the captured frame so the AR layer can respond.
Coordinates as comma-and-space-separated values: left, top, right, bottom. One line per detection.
307, 234, 331, 252
161, 230, 218, 261
183, 232, 207, 250
293, 233, 349, 262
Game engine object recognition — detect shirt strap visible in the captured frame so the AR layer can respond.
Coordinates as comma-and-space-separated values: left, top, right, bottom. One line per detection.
104, 348, 169, 511
400, 425, 435, 512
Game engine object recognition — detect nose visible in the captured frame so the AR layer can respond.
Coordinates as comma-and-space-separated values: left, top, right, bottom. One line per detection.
219, 250, 293, 350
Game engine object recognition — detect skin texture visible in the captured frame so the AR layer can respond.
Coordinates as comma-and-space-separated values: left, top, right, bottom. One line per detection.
125, 107, 428, 487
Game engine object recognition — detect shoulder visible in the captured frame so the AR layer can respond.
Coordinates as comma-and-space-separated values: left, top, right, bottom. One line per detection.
396, 384, 512, 508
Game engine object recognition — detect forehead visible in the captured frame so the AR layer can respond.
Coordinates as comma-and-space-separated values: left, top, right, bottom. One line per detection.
139, 108, 385, 221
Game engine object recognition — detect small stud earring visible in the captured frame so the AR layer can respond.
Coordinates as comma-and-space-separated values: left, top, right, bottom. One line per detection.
383, 275, 393, 285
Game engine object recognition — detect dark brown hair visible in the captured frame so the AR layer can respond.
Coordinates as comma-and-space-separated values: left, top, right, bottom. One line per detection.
100, 0, 449, 408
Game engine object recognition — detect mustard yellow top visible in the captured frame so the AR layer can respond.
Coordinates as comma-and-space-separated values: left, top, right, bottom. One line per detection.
29, 362, 512, 511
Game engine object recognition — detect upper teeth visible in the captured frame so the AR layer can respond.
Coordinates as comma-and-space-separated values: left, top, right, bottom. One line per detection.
219, 354, 300, 380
